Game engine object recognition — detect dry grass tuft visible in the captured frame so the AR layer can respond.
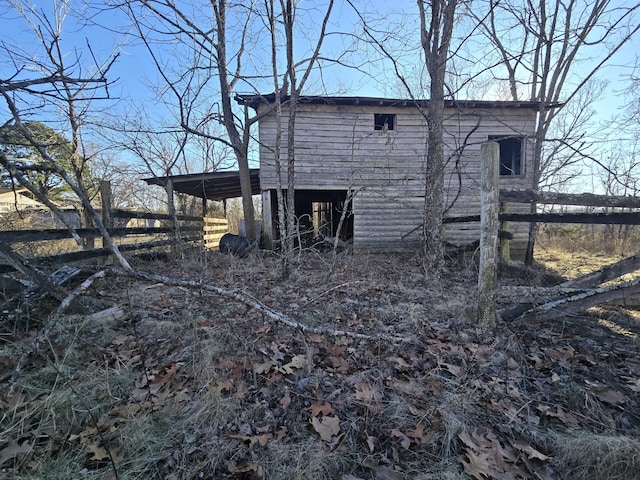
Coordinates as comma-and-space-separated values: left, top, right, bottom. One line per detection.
554, 433, 640, 480
259, 438, 350, 480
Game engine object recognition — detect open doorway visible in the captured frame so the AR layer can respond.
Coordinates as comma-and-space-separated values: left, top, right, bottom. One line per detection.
268, 189, 354, 248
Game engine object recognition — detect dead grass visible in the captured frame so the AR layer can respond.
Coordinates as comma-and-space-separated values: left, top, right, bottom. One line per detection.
554, 433, 640, 480
1, 248, 639, 479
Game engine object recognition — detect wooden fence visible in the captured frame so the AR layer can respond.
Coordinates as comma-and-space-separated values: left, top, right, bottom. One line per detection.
474, 141, 640, 324
0, 209, 206, 274
203, 217, 229, 250
0, 180, 232, 273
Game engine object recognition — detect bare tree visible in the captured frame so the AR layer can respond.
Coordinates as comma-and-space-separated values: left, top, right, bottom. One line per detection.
345, 1, 464, 267
119, 0, 264, 242
418, 0, 460, 267
265, 0, 334, 276
472, 0, 640, 264
0, 0, 131, 270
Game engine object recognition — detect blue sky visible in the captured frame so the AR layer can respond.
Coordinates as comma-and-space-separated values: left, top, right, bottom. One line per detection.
1, 0, 638, 184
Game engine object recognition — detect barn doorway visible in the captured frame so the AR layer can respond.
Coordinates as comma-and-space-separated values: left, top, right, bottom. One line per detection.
269, 189, 354, 247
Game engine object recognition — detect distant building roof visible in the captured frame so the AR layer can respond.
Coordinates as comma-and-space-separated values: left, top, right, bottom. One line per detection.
0, 187, 47, 212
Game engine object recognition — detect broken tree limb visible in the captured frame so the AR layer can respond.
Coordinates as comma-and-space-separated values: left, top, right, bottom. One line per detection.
0, 241, 88, 314
500, 276, 640, 322
560, 252, 640, 289
111, 268, 415, 344
9, 269, 107, 393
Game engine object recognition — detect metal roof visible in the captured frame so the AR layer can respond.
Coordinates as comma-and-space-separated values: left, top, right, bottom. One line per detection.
143, 169, 260, 201
235, 94, 562, 110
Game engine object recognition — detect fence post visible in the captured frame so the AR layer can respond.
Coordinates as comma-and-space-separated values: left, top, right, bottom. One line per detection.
100, 180, 113, 260
500, 201, 511, 263
478, 142, 500, 326
164, 178, 178, 255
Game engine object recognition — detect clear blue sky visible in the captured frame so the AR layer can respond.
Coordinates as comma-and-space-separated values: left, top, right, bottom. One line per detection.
1, 0, 638, 185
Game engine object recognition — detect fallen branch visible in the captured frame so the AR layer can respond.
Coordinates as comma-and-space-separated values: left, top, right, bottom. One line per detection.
560, 252, 640, 289
0, 242, 88, 314
110, 268, 414, 344
501, 275, 640, 322
9, 269, 107, 393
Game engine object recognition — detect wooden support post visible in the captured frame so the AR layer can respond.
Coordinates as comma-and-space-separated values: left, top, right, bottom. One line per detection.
165, 179, 176, 227
202, 197, 208, 246
478, 142, 500, 326
100, 180, 113, 264
100, 180, 112, 240
202, 196, 208, 217
262, 190, 273, 249
500, 201, 511, 264
165, 178, 177, 255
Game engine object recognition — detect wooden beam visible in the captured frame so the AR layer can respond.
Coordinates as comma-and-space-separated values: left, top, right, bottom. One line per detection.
502, 276, 640, 322
0, 226, 202, 243
500, 190, 640, 208
112, 209, 202, 222
561, 252, 640, 289
445, 212, 640, 225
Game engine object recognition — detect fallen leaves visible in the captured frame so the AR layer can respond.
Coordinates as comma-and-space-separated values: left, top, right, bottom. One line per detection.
310, 415, 341, 443
0, 438, 32, 468
459, 427, 523, 480
87, 444, 110, 461
3, 254, 639, 480
308, 400, 335, 417
224, 432, 273, 449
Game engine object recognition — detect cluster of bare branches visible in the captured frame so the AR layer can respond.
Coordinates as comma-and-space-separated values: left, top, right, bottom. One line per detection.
0, 0, 130, 270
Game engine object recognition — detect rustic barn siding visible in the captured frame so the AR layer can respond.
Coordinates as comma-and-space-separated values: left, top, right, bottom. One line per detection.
256, 102, 535, 255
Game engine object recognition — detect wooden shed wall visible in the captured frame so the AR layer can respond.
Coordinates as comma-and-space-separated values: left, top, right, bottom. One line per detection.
257, 103, 536, 255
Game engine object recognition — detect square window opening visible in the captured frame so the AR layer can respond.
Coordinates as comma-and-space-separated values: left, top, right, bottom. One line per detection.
490, 136, 523, 176
374, 113, 395, 131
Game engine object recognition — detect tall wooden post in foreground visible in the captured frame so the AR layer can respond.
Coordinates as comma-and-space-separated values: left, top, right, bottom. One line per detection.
478, 142, 500, 325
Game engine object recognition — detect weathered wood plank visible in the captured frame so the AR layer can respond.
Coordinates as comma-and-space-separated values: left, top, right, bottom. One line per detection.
500, 189, 640, 208
500, 276, 640, 322
112, 209, 202, 222
561, 252, 640, 289
0, 226, 202, 243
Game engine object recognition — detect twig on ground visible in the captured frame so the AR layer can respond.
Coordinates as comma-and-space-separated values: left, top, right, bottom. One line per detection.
300, 281, 362, 308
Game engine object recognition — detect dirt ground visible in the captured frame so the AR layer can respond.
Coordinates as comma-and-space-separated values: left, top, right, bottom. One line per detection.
1, 248, 639, 479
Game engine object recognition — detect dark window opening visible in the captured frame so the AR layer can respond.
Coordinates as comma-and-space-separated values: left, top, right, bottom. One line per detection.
490, 136, 523, 176
374, 113, 395, 131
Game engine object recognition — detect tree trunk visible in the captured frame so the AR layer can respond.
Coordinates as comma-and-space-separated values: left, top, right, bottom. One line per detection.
418, 0, 458, 268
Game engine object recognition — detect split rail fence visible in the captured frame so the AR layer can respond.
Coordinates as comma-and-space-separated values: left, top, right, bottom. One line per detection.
0, 182, 229, 273
474, 141, 640, 324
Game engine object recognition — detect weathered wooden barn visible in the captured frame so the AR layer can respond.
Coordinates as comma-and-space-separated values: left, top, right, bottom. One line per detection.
236, 94, 541, 258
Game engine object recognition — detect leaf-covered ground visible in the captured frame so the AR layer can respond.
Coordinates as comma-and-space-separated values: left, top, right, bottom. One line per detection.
1, 250, 639, 479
